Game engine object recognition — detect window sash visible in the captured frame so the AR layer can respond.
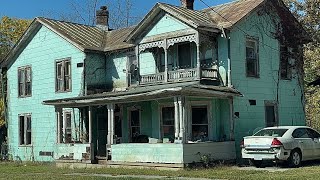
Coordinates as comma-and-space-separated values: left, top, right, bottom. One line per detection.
18, 67, 32, 97
246, 38, 259, 77
19, 114, 32, 145
63, 111, 72, 143
56, 59, 71, 92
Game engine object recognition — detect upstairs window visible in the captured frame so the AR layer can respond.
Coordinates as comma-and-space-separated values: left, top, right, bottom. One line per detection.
56, 58, 71, 92
18, 66, 32, 97
246, 38, 259, 77
19, 114, 32, 145
280, 45, 292, 79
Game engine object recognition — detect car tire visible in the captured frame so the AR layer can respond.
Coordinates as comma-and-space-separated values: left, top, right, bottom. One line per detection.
288, 149, 301, 168
249, 159, 263, 168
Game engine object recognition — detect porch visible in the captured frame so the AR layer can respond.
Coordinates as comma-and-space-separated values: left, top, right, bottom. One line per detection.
44, 83, 241, 166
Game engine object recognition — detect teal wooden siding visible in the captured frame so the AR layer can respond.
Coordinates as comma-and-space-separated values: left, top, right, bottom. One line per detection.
7, 25, 85, 161
145, 13, 189, 37
229, 10, 305, 156
105, 53, 128, 90
85, 53, 107, 91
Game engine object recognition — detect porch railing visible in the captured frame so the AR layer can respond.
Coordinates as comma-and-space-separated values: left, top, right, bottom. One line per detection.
140, 72, 165, 84
168, 68, 198, 82
139, 66, 219, 85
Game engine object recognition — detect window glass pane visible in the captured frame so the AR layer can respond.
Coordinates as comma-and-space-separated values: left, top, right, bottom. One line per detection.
115, 116, 122, 138
192, 125, 208, 141
57, 63, 63, 77
65, 112, 71, 128
192, 107, 208, 124
65, 61, 71, 76
26, 82, 31, 96
162, 107, 174, 125
292, 128, 311, 138
26, 116, 31, 131
130, 110, 139, 126
162, 126, 174, 142
246, 47, 256, 59
26, 67, 31, 82
246, 60, 257, 76
19, 116, 25, 145
254, 129, 288, 137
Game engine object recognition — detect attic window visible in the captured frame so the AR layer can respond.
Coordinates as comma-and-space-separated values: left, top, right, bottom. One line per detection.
56, 58, 71, 92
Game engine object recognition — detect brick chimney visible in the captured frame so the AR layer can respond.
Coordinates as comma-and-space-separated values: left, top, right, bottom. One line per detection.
180, 0, 195, 10
96, 6, 109, 31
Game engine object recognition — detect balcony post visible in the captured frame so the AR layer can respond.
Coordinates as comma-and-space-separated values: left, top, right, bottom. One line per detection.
135, 45, 140, 85
164, 39, 168, 82
196, 32, 201, 79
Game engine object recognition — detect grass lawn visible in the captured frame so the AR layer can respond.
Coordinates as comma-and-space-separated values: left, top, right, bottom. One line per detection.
1, 162, 320, 180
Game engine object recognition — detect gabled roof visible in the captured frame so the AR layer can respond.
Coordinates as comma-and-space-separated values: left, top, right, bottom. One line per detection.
125, 3, 220, 43
202, 0, 265, 28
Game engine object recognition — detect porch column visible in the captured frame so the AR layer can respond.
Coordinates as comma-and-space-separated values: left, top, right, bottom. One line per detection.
107, 104, 115, 145
196, 32, 201, 79
135, 45, 140, 85
56, 108, 62, 143
88, 106, 92, 143
164, 39, 168, 82
178, 97, 185, 143
174, 97, 180, 139
229, 98, 234, 140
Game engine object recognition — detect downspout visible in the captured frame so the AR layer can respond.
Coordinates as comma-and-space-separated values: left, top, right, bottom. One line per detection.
227, 33, 232, 88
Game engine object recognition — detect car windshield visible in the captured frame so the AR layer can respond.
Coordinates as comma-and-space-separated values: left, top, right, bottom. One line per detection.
253, 129, 288, 137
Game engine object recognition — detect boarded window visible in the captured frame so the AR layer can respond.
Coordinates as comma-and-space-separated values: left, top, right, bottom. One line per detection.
191, 106, 208, 141
56, 59, 71, 92
18, 66, 32, 97
161, 107, 175, 142
246, 38, 259, 77
280, 45, 292, 79
19, 114, 32, 145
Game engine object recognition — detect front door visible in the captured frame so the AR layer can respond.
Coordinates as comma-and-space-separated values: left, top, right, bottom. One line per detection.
96, 113, 107, 157
129, 109, 140, 142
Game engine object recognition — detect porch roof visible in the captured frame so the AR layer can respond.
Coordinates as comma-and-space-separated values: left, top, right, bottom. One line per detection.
43, 82, 242, 107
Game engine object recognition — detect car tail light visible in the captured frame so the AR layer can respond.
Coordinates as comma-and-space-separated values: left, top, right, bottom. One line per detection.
271, 138, 283, 147
240, 139, 244, 148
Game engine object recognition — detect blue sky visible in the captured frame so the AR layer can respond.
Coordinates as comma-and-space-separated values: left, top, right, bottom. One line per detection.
0, 0, 233, 21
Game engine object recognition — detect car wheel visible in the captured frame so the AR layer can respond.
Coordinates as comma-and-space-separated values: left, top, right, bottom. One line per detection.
249, 159, 263, 168
288, 150, 301, 168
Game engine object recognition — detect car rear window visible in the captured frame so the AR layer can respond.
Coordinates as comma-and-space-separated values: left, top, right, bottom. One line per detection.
253, 129, 288, 137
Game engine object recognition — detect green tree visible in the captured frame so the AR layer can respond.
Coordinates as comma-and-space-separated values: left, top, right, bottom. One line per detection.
284, 0, 320, 129
0, 16, 30, 128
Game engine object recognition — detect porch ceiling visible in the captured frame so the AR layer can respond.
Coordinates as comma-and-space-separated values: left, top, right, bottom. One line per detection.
43, 82, 242, 107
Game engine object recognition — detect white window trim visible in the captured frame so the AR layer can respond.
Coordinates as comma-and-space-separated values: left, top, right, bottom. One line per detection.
55, 58, 72, 93
159, 103, 175, 140
18, 66, 32, 98
246, 37, 259, 78
186, 101, 213, 142
57, 110, 73, 144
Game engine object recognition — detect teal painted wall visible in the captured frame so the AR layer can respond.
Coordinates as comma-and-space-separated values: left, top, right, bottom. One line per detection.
85, 53, 107, 91
139, 52, 156, 75
145, 13, 189, 37
6, 25, 85, 161
229, 10, 305, 156
105, 53, 128, 90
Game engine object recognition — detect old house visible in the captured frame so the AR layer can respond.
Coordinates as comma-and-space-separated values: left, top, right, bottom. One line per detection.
0, 0, 310, 167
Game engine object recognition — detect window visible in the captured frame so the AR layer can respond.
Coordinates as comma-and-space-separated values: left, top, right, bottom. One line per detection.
265, 101, 278, 127
129, 109, 140, 142
292, 128, 311, 138
19, 114, 32, 145
58, 111, 72, 143
246, 38, 259, 77
254, 129, 288, 137
161, 107, 175, 142
307, 128, 320, 139
280, 45, 292, 79
191, 106, 208, 141
18, 66, 32, 97
56, 59, 71, 92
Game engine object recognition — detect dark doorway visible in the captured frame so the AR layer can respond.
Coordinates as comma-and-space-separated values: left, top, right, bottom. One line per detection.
96, 112, 107, 157
265, 101, 278, 127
